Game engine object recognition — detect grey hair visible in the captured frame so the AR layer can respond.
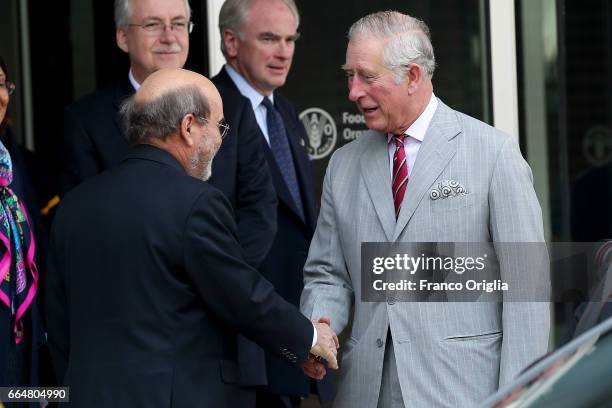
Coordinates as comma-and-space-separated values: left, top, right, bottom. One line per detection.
114, 0, 192, 27
348, 11, 436, 82
218, 0, 300, 58
120, 86, 209, 145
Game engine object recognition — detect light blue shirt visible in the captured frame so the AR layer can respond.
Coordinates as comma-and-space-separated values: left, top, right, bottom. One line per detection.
224, 64, 273, 145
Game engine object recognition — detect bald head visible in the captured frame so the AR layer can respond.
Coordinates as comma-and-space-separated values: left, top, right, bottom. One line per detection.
120, 68, 225, 180
121, 68, 222, 144
137, 68, 222, 111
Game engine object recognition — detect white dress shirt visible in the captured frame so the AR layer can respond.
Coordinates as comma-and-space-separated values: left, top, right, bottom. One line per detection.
128, 69, 140, 91
387, 94, 438, 177
224, 64, 274, 145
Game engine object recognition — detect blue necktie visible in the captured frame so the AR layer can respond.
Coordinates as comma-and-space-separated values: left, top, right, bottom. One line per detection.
261, 97, 304, 220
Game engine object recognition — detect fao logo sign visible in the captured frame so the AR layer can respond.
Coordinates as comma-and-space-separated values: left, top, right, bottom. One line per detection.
583, 125, 612, 166
299, 108, 337, 160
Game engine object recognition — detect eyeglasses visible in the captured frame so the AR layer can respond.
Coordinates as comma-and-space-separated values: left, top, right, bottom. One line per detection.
217, 120, 230, 139
196, 115, 230, 139
0, 81, 15, 96
127, 21, 194, 35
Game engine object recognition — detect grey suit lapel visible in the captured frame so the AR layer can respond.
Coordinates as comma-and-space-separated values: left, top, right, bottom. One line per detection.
393, 101, 461, 240
360, 132, 395, 241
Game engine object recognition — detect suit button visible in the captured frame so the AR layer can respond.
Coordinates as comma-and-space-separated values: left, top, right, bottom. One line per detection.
387, 300, 395, 305
376, 338, 384, 348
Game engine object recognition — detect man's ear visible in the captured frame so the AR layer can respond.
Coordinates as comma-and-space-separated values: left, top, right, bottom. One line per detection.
179, 114, 196, 147
116, 27, 129, 54
223, 28, 240, 59
405, 63, 423, 94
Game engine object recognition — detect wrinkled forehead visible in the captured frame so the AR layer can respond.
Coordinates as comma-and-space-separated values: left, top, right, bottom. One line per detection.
244, 0, 298, 33
343, 37, 387, 71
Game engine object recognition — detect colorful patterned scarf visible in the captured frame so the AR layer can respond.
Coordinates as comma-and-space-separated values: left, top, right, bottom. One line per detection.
0, 140, 38, 344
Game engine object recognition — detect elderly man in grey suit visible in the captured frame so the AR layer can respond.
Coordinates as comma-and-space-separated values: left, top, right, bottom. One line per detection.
300, 11, 550, 408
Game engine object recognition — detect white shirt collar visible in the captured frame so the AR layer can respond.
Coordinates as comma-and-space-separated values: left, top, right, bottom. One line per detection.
224, 64, 274, 108
387, 93, 438, 143
128, 69, 140, 91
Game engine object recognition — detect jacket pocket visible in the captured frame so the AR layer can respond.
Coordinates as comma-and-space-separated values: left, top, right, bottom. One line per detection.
431, 193, 476, 212
443, 330, 502, 342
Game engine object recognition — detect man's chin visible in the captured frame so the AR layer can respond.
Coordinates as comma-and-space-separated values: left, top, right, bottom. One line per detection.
188, 160, 212, 181
199, 161, 214, 182
265, 76, 287, 90
200, 171, 211, 182
364, 119, 387, 133
189, 170, 211, 182
154, 57, 186, 70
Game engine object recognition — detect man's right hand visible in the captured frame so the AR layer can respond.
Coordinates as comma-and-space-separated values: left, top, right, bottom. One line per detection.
310, 318, 339, 370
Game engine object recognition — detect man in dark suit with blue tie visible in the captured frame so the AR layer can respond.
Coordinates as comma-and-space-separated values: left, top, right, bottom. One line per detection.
212, 0, 333, 406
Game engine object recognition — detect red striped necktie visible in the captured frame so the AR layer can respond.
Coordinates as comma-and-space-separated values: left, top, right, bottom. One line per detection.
392, 134, 409, 218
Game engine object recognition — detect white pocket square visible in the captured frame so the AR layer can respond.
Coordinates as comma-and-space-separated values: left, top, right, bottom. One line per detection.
429, 179, 467, 200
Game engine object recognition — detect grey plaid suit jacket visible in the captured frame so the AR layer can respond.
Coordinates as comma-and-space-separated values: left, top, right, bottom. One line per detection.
300, 99, 550, 407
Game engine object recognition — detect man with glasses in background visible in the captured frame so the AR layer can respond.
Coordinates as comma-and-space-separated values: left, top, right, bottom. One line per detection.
62, 0, 277, 275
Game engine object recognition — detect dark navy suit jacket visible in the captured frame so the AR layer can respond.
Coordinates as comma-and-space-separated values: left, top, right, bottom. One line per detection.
47, 145, 313, 407
213, 69, 334, 402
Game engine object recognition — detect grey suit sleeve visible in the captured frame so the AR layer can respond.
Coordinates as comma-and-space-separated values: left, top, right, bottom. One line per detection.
300, 153, 354, 335
489, 137, 550, 386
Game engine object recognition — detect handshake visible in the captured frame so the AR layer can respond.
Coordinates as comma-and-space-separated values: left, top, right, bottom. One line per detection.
306, 316, 339, 380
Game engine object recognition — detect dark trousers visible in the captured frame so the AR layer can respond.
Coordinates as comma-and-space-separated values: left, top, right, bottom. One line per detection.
256, 390, 301, 408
